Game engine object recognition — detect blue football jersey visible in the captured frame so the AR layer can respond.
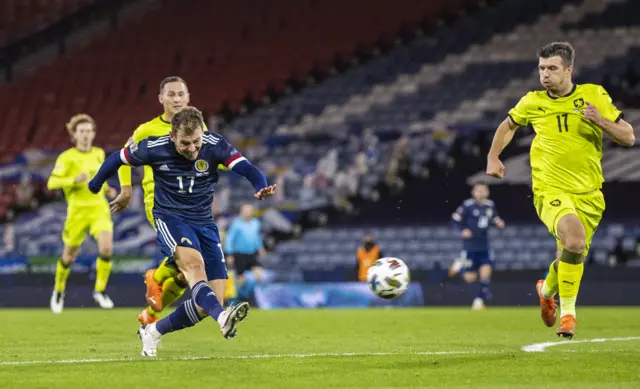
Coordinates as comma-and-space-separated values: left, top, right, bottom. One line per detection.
452, 198, 501, 252
120, 132, 245, 224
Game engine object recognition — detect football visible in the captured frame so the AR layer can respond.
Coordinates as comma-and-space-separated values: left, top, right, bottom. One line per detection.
366, 257, 410, 299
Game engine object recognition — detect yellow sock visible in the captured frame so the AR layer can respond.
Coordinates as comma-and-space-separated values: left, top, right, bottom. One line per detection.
153, 257, 180, 284
542, 260, 558, 298
224, 270, 237, 301
94, 257, 112, 293
558, 261, 584, 318
146, 306, 157, 316
161, 277, 187, 309
55, 259, 71, 293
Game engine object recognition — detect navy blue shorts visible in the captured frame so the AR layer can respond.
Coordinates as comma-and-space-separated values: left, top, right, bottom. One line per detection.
460, 250, 493, 272
154, 213, 228, 281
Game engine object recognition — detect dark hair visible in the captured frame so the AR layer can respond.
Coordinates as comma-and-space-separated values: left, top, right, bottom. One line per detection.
537, 42, 575, 67
159, 76, 187, 92
171, 107, 204, 137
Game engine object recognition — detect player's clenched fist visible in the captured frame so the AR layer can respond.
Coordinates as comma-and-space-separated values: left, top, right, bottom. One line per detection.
74, 172, 88, 183
486, 157, 505, 179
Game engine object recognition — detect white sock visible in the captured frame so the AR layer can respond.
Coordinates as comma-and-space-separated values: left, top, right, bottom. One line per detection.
217, 308, 227, 326
560, 297, 577, 318
148, 323, 161, 338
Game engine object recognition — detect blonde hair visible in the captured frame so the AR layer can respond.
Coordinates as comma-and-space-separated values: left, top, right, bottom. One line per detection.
66, 113, 96, 136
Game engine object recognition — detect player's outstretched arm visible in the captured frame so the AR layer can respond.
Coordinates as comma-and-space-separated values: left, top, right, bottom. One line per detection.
584, 102, 635, 146
486, 117, 519, 179
230, 159, 276, 200
88, 151, 127, 194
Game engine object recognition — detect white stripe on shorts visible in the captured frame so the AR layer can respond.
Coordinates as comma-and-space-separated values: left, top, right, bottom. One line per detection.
155, 218, 177, 253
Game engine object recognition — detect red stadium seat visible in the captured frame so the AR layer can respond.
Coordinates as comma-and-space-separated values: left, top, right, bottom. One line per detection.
0, 0, 96, 45
0, 0, 468, 154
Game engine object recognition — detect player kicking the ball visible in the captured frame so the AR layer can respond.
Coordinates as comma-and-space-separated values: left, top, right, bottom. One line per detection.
89, 107, 275, 356
111, 76, 230, 326
486, 42, 634, 338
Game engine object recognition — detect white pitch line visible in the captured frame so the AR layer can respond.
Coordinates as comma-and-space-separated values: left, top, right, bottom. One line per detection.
0, 350, 504, 366
521, 336, 640, 352
4, 338, 639, 365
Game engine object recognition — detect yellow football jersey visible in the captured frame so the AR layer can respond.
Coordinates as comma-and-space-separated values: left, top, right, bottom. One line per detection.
117, 114, 227, 206
48, 147, 110, 211
508, 84, 623, 193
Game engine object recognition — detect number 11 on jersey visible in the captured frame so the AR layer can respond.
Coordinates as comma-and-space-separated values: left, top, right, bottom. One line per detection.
177, 176, 194, 193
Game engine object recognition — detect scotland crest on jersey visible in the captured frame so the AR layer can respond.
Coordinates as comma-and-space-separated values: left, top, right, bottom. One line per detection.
195, 159, 209, 176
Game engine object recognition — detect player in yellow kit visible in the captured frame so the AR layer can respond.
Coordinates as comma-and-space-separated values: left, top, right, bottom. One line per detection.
110, 76, 230, 325
48, 114, 117, 314
486, 42, 635, 338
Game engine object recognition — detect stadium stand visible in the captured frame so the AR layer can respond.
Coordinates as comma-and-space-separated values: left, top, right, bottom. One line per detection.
1, 0, 640, 274
0, 0, 96, 45
270, 223, 627, 272
0, 0, 472, 157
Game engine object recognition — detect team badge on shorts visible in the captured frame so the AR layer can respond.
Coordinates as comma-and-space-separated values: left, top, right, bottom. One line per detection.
550, 199, 561, 207
181, 237, 193, 245
195, 160, 209, 173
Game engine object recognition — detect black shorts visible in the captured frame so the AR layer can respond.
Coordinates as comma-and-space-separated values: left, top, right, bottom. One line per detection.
233, 253, 262, 275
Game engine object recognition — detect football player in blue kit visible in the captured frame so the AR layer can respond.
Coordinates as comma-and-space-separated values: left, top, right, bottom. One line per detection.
89, 107, 275, 356
449, 183, 505, 310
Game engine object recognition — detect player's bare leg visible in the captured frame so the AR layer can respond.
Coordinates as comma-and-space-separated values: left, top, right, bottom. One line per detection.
51, 245, 80, 314
94, 230, 114, 309
463, 272, 477, 283
555, 214, 586, 339
209, 278, 226, 305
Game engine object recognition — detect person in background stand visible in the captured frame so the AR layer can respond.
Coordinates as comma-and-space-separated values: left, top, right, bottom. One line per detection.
356, 232, 384, 282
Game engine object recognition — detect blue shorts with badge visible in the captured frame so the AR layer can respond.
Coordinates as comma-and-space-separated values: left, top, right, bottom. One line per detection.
459, 250, 493, 272
154, 213, 228, 281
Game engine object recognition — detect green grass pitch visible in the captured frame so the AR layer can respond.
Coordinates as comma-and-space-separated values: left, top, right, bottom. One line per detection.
1, 307, 639, 388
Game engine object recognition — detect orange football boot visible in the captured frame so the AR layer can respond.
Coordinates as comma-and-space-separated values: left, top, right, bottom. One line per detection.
536, 279, 557, 327
556, 315, 577, 339
138, 308, 159, 325
144, 269, 163, 312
